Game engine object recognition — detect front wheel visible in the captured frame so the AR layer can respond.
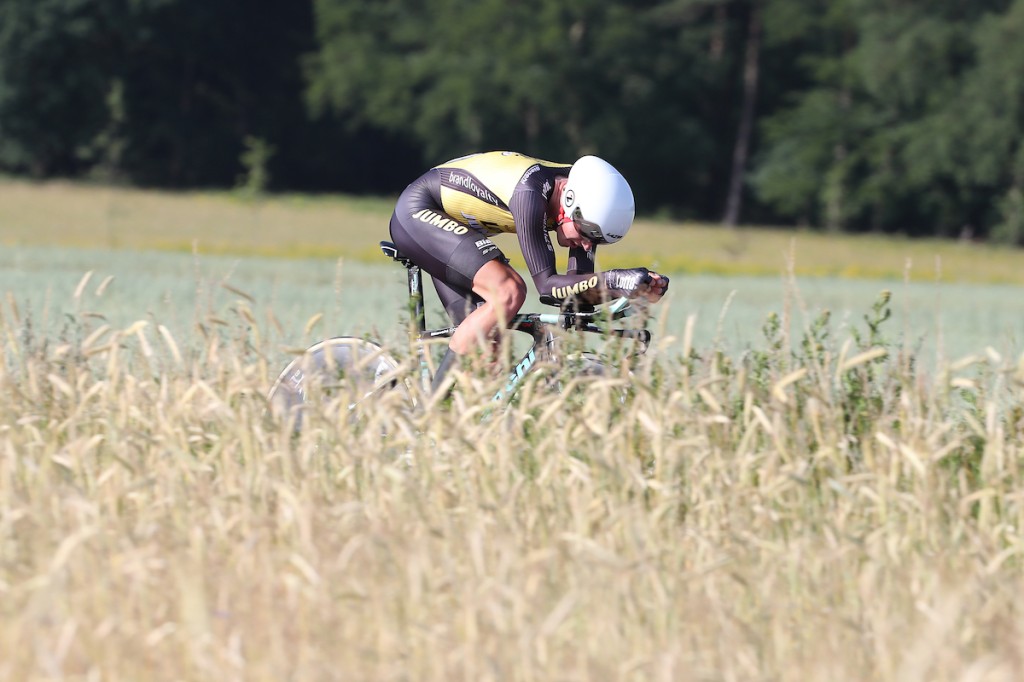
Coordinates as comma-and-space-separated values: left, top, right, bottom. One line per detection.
268, 337, 403, 431
568, 351, 610, 377
556, 351, 633, 406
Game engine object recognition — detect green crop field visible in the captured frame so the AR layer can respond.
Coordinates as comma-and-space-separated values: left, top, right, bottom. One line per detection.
2, 242, 1022, 371
3, 180, 1023, 364
5, 178, 1024, 282
3, 182, 1024, 680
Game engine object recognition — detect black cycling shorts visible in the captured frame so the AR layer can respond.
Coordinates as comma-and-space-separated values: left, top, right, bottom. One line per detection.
388, 170, 504, 292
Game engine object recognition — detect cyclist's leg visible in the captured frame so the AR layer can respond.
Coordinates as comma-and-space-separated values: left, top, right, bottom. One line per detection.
432, 264, 528, 357
389, 173, 521, 392
428, 280, 483, 395
429, 262, 525, 395
432, 279, 483, 326
388, 172, 503, 304
450, 260, 526, 354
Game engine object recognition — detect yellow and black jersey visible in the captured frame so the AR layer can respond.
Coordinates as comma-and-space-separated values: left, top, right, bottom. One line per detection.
433, 151, 569, 235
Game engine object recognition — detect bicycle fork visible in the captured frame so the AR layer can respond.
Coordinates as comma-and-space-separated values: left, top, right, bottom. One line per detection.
492, 326, 557, 402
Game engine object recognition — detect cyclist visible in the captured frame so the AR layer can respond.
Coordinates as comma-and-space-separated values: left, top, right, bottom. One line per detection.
388, 151, 669, 393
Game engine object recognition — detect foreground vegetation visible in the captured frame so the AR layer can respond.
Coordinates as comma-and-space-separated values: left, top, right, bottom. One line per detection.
3, 182, 1023, 679
2, 288, 1024, 680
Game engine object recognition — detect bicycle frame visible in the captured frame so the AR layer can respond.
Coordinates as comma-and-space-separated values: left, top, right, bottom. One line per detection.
380, 241, 651, 401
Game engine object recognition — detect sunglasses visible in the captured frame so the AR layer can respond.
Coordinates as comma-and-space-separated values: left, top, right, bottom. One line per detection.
569, 207, 606, 244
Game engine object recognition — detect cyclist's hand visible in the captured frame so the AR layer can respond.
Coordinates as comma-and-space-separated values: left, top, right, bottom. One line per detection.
603, 268, 669, 302
640, 272, 669, 302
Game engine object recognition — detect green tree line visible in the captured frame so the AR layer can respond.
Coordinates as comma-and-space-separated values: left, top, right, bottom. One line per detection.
2, 0, 1023, 241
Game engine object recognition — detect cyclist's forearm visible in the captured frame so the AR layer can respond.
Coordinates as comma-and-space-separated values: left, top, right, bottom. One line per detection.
533, 271, 603, 301
535, 269, 646, 304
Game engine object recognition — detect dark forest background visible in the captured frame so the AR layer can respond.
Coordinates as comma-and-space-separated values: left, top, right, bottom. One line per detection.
2, 0, 1024, 241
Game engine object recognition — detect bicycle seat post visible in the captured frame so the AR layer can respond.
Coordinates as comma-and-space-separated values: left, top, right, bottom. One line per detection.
407, 263, 426, 335
381, 241, 428, 335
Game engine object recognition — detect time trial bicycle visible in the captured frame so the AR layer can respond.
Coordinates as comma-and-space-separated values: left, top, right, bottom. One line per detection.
267, 240, 653, 429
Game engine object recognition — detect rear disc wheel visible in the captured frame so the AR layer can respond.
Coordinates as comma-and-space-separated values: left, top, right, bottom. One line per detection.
268, 337, 404, 431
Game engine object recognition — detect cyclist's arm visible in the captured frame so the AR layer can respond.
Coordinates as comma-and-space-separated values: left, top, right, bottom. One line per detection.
510, 188, 669, 304
566, 244, 595, 275
511, 189, 604, 300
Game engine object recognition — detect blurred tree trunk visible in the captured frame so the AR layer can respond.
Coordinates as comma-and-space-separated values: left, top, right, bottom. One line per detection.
709, 1, 726, 62
723, 0, 762, 227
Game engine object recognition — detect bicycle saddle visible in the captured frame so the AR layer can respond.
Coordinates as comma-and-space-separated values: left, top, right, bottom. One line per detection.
380, 241, 416, 268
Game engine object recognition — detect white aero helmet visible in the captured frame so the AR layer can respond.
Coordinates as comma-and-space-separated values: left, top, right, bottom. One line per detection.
561, 155, 635, 244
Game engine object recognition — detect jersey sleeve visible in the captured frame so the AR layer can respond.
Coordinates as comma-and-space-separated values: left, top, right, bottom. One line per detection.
509, 187, 602, 300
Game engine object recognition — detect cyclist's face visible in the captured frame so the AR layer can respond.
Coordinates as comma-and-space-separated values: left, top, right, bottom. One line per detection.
555, 206, 594, 251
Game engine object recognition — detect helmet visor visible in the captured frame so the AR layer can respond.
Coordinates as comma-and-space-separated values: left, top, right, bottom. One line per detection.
570, 208, 606, 244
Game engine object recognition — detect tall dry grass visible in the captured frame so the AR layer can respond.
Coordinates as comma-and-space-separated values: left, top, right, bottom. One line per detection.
2, 291, 1024, 681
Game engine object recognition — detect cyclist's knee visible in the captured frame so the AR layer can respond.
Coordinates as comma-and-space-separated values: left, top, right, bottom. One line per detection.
494, 274, 526, 320
474, 261, 526, 313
